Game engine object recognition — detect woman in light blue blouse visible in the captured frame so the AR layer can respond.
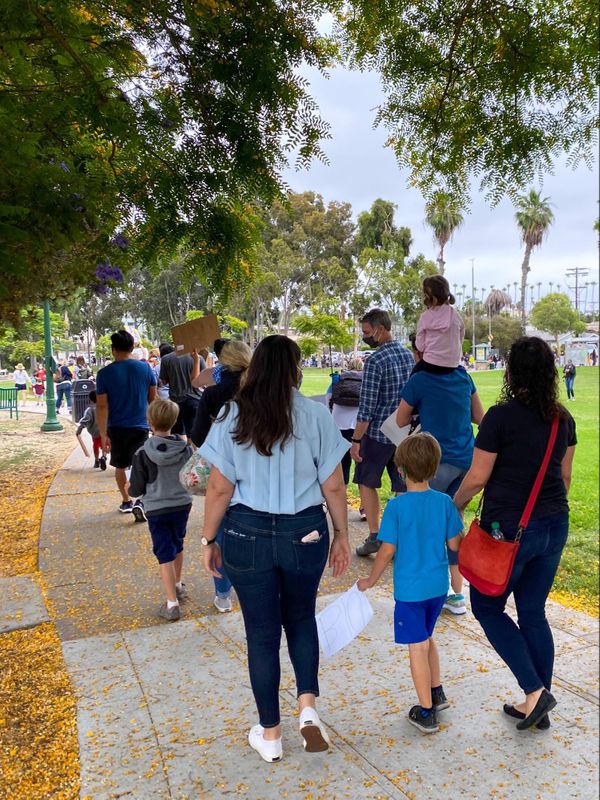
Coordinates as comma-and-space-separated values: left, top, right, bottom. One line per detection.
199, 335, 351, 764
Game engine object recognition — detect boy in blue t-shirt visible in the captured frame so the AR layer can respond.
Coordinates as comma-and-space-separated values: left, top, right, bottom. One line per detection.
357, 432, 463, 734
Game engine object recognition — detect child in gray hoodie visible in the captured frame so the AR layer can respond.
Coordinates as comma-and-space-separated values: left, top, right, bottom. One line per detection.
129, 398, 192, 621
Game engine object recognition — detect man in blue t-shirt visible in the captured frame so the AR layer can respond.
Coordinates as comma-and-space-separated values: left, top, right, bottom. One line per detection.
96, 330, 157, 514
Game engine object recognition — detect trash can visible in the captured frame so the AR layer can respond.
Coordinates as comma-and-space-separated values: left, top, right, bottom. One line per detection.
71, 378, 96, 423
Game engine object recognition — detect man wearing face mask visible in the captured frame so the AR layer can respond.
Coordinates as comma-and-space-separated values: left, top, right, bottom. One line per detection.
351, 309, 415, 555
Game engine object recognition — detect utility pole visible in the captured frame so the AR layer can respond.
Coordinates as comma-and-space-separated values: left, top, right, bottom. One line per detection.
470, 259, 476, 361
565, 267, 590, 311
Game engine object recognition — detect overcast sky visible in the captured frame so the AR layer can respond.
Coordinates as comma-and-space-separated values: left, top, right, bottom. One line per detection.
282, 65, 599, 314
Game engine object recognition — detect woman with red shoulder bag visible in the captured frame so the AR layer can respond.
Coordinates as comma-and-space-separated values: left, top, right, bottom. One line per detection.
453, 337, 576, 731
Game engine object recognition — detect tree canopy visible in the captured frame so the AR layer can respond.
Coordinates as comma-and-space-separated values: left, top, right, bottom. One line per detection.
0, 0, 333, 321
337, 0, 598, 201
531, 293, 585, 349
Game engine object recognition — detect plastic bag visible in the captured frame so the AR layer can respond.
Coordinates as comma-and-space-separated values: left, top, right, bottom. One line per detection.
179, 450, 211, 495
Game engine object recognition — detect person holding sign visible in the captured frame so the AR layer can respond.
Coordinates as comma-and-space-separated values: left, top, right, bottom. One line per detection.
199, 335, 351, 763
357, 433, 463, 734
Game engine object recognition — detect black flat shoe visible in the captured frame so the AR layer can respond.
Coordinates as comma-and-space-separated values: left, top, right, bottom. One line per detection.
503, 704, 550, 729
516, 690, 556, 731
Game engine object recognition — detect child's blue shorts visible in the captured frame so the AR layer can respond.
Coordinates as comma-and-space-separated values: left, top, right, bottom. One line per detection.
394, 594, 446, 644
147, 505, 191, 564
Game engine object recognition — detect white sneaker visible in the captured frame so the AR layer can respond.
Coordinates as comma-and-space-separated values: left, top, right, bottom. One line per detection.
248, 724, 282, 763
443, 593, 467, 615
299, 707, 330, 752
214, 595, 233, 613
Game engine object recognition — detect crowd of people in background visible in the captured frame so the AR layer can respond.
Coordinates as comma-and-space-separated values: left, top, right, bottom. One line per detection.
2, 273, 583, 761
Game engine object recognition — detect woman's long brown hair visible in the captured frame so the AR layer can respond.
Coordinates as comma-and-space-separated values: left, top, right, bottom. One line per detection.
230, 335, 301, 456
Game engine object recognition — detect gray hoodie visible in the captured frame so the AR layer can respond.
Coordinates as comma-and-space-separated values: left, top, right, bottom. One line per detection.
129, 435, 192, 516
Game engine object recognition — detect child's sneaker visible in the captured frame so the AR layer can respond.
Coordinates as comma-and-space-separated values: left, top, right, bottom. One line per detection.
248, 724, 282, 763
176, 583, 189, 602
355, 535, 381, 556
119, 500, 133, 513
432, 686, 450, 712
299, 707, 330, 752
158, 602, 180, 621
93, 458, 100, 469
132, 499, 147, 523
99, 456, 107, 471
359, 507, 367, 521
214, 595, 233, 613
408, 705, 439, 734
443, 593, 467, 615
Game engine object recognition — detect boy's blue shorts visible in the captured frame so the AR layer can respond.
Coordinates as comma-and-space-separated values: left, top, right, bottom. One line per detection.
147, 506, 191, 564
394, 595, 446, 644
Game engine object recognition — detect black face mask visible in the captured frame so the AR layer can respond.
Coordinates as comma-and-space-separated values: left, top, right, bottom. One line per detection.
362, 335, 377, 348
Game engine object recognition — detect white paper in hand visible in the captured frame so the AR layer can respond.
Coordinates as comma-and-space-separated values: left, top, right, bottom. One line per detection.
379, 411, 420, 446
316, 583, 374, 659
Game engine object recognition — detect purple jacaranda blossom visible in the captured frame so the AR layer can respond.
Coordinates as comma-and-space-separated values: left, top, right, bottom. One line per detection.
111, 233, 130, 251
95, 261, 124, 284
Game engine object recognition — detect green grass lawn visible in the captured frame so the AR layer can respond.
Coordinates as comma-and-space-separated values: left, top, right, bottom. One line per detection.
301, 365, 599, 613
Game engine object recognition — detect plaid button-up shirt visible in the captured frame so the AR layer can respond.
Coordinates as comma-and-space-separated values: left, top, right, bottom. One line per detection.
356, 340, 415, 444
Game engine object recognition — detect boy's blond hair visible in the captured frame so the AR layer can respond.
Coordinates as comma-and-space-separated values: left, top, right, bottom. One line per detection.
147, 398, 179, 431
394, 432, 441, 483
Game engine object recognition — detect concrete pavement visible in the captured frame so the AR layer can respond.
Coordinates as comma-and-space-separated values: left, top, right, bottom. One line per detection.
5, 439, 599, 799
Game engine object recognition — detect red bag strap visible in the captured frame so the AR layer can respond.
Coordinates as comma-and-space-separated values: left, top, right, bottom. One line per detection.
517, 416, 560, 535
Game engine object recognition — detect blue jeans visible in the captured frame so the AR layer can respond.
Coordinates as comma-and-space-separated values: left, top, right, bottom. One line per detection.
55, 382, 72, 411
221, 503, 329, 728
565, 377, 575, 399
470, 512, 569, 695
213, 520, 232, 598
430, 463, 467, 567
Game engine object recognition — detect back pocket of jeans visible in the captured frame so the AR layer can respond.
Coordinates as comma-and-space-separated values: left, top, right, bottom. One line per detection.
292, 528, 328, 571
223, 528, 256, 572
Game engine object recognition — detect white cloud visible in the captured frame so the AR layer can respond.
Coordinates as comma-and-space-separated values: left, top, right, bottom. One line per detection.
283, 65, 599, 311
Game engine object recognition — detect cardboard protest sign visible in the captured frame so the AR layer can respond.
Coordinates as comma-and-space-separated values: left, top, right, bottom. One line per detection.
171, 314, 220, 357
316, 583, 373, 658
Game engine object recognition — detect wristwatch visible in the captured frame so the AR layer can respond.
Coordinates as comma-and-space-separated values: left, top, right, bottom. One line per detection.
351, 438, 362, 444
200, 536, 217, 546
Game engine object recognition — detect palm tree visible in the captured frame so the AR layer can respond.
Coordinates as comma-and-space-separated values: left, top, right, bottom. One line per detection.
424, 191, 464, 275
514, 189, 554, 328
485, 289, 512, 315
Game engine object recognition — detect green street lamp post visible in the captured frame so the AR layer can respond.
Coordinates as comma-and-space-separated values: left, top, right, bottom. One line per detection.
41, 299, 63, 433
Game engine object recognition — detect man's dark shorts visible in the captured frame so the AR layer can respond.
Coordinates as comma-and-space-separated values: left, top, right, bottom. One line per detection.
353, 435, 406, 492
148, 505, 191, 564
172, 396, 200, 437
108, 426, 148, 469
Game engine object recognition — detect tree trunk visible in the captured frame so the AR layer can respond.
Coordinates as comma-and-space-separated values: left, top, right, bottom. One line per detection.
520, 243, 532, 330
437, 244, 445, 275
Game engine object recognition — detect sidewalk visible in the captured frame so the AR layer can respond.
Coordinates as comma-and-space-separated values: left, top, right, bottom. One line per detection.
6, 443, 600, 799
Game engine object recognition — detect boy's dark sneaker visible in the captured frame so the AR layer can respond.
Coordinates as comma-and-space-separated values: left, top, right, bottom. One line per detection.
119, 501, 133, 513
132, 499, 147, 523
432, 687, 450, 712
355, 535, 381, 556
99, 456, 107, 471
158, 602, 180, 622
408, 705, 439, 734
93, 458, 100, 469
176, 583, 189, 602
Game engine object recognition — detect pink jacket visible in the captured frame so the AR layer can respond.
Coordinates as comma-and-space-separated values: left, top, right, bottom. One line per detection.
416, 305, 465, 367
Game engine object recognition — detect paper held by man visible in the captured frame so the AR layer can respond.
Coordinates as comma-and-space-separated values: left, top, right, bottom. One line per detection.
171, 314, 220, 357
